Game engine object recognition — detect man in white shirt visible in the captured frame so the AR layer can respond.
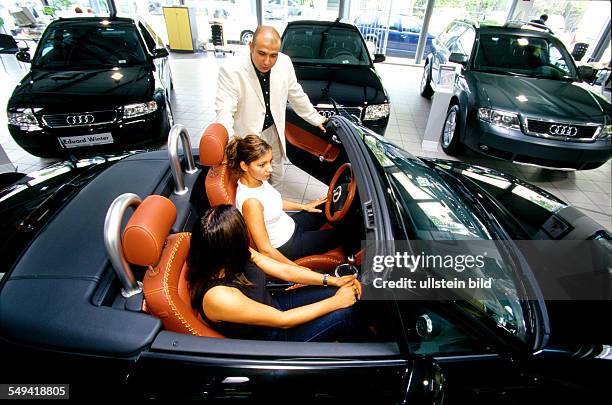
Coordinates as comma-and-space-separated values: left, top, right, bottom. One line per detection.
214, 25, 327, 188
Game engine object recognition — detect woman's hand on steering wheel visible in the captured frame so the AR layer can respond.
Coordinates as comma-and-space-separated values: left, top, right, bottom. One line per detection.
302, 196, 327, 213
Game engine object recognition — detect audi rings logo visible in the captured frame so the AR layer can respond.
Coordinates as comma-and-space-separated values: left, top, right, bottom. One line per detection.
66, 114, 95, 125
549, 124, 578, 137
333, 185, 342, 203
320, 110, 336, 119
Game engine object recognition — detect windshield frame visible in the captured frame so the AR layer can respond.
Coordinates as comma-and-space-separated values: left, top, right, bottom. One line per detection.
361, 132, 534, 344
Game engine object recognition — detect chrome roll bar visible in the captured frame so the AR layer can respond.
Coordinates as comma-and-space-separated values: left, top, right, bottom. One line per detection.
103, 193, 143, 298
167, 124, 197, 195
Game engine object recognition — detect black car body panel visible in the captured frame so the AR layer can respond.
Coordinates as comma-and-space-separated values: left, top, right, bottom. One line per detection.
0, 116, 610, 401
281, 20, 390, 135
6, 17, 173, 158
422, 22, 612, 169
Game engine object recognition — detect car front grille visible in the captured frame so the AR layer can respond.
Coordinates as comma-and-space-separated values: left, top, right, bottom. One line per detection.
316, 106, 363, 120
525, 119, 600, 141
42, 110, 118, 128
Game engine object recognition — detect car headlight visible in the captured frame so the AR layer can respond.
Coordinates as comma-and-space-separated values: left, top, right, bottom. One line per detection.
477, 108, 520, 130
123, 101, 158, 119
364, 103, 390, 121
597, 124, 611, 139
8, 108, 42, 131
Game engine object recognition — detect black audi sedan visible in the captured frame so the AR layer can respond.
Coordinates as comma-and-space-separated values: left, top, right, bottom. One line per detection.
281, 20, 390, 135
421, 20, 611, 170
0, 113, 610, 402
7, 17, 173, 158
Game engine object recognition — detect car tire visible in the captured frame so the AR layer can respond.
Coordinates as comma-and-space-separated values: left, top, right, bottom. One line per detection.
441, 104, 463, 155
420, 63, 434, 99
240, 30, 254, 45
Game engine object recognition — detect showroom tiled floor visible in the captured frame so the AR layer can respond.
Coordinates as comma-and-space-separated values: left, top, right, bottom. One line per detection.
0, 48, 610, 230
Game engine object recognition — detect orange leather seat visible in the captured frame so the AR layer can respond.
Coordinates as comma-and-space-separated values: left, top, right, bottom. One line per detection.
122, 195, 223, 338
199, 124, 344, 272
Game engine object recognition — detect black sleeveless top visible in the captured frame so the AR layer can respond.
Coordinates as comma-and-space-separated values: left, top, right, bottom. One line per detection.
200, 261, 279, 340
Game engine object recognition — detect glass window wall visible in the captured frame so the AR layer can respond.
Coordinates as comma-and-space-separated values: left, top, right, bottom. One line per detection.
529, 0, 611, 62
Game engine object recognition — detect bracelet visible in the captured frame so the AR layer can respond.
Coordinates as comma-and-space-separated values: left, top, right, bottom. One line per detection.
322, 274, 328, 287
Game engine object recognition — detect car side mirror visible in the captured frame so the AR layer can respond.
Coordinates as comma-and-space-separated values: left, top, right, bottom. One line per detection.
16, 50, 31, 63
373, 54, 386, 63
577, 65, 596, 82
152, 47, 169, 59
448, 52, 468, 66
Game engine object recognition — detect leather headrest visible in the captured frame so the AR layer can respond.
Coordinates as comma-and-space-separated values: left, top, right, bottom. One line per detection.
123, 195, 177, 266
199, 123, 229, 166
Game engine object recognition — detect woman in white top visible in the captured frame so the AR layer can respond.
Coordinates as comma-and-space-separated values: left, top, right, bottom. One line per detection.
226, 135, 340, 265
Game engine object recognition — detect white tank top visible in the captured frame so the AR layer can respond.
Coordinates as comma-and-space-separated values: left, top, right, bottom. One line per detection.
235, 180, 295, 248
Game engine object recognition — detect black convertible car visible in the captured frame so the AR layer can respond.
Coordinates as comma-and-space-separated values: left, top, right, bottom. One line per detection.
0, 112, 610, 402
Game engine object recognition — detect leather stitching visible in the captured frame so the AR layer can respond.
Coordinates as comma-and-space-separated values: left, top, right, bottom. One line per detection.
162, 232, 199, 336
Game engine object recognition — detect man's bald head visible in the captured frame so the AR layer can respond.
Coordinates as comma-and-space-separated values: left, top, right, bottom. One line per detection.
249, 26, 281, 73
252, 26, 281, 47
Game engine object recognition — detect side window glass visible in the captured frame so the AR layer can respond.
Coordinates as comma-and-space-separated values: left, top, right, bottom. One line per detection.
457, 28, 476, 56
138, 23, 156, 52
389, 17, 401, 31
402, 306, 486, 356
548, 45, 570, 74
436, 23, 454, 47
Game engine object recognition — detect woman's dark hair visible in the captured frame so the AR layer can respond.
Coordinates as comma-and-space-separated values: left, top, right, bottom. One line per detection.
225, 134, 272, 173
187, 205, 252, 311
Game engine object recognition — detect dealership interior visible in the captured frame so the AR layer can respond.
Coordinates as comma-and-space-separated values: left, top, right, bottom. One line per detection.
0, 0, 610, 231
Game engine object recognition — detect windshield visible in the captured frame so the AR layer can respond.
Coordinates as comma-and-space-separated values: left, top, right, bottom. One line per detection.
473, 33, 578, 81
362, 132, 528, 342
34, 25, 147, 69
281, 25, 371, 66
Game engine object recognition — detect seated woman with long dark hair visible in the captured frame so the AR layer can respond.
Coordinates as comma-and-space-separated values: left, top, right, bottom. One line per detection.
187, 204, 361, 341
226, 134, 339, 265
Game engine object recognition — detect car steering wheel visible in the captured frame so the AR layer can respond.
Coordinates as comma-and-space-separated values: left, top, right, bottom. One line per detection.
334, 50, 354, 58
325, 163, 356, 223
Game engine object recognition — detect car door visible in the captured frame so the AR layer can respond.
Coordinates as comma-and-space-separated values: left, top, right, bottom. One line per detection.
400, 15, 421, 56
385, 15, 403, 55
431, 22, 464, 84
138, 22, 170, 90
284, 107, 347, 185
126, 327, 447, 402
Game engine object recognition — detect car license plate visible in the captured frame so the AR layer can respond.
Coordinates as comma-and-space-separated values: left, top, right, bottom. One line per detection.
58, 133, 114, 148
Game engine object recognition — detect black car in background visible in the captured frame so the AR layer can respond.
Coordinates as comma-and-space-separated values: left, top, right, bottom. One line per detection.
0, 113, 610, 401
281, 20, 391, 135
421, 20, 612, 170
7, 17, 174, 158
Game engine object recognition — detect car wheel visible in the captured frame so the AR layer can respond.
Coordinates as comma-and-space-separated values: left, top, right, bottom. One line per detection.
241, 30, 254, 45
441, 104, 463, 155
420, 63, 434, 98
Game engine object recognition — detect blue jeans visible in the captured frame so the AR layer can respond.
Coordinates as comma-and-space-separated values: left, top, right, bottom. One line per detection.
268, 286, 357, 342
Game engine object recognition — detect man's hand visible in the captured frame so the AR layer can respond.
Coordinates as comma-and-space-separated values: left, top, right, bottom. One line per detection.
317, 117, 329, 133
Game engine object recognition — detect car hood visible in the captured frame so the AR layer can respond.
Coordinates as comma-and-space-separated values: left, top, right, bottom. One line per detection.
8, 66, 153, 111
470, 72, 609, 123
294, 65, 388, 106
